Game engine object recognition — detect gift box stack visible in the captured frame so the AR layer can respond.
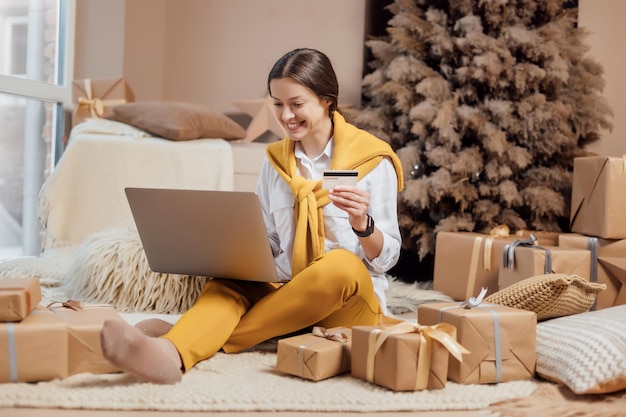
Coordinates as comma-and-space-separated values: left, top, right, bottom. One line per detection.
71, 78, 135, 127
275, 322, 469, 392
433, 156, 626, 311
0, 278, 121, 382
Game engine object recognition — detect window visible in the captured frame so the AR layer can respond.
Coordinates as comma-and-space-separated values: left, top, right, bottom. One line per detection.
0, 0, 75, 260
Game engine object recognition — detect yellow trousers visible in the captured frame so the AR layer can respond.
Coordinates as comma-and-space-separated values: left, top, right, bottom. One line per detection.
162, 249, 382, 372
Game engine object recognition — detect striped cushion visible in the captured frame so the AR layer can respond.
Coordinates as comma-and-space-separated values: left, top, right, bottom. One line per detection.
536, 305, 626, 394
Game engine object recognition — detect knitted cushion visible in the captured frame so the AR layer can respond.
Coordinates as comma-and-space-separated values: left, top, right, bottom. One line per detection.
484, 274, 605, 320
536, 305, 626, 394
61, 227, 208, 313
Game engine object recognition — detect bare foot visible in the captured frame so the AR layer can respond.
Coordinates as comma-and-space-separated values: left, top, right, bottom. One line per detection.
101, 319, 183, 384
135, 318, 174, 337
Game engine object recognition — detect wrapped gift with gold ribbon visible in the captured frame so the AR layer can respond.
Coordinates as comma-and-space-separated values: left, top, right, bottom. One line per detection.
418, 290, 536, 384
275, 326, 351, 381
71, 78, 134, 127
48, 300, 122, 375
351, 322, 468, 391
559, 233, 626, 309
498, 236, 591, 290
570, 155, 626, 240
0, 307, 68, 382
0, 277, 42, 322
434, 226, 560, 301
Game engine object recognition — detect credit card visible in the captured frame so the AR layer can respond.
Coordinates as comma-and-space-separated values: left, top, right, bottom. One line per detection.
322, 170, 358, 189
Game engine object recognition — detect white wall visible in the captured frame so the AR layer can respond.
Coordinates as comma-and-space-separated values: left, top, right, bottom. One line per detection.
74, 0, 624, 156
578, 0, 626, 157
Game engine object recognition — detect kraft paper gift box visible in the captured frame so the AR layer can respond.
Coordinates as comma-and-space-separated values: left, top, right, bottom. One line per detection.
48, 300, 122, 375
434, 229, 562, 301
276, 326, 351, 381
0, 277, 41, 322
71, 77, 134, 127
351, 322, 468, 391
0, 307, 68, 382
570, 155, 626, 239
559, 233, 626, 309
418, 301, 536, 384
498, 242, 591, 290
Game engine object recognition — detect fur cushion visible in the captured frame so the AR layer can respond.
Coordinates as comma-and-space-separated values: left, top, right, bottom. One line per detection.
484, 274, 606, 320
62, 227, 208, 313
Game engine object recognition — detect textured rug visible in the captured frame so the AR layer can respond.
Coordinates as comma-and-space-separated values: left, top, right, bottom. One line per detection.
0, 350, 539, 413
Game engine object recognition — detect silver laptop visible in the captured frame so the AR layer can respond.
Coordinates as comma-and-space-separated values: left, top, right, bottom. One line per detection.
125, 187, 280, 282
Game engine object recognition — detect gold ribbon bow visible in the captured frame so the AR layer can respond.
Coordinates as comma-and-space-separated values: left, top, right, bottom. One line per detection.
365, 322, 469, 390
47, 299, 113, 311
76, 79, 126, 118
312, 326, 349, 343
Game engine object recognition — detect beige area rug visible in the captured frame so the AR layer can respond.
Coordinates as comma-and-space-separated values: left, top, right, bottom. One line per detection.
0, 350, 539, 413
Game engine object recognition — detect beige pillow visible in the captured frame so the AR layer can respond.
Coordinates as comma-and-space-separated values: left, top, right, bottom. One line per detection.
536, 305, 626, 394
484, 274, 606, 320
110, 101, 246, 141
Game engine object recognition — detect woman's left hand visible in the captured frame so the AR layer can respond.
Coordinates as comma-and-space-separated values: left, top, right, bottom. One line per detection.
328, 185, 370, 232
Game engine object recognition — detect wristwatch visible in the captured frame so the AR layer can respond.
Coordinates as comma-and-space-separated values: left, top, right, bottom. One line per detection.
352, 214, 375, 237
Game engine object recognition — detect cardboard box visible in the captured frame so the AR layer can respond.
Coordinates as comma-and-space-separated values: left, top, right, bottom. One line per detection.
559, 233, 626, 309
0, 307, 68, 382
71, 78, 134, 127
351, 323, 466, 391
0, 277, 42, 322
434, 230, 562, 300
499, 244, 591, 290
48, 301, 122, 375
570, 156, 626, 239
418, 302, 536, 384
276, 327, 351, 381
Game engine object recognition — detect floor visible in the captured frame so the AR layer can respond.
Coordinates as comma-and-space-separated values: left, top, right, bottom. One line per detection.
5, 410, 491, 416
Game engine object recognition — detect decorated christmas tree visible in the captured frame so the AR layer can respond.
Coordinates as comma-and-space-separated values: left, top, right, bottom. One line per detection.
355, 0, 614, 272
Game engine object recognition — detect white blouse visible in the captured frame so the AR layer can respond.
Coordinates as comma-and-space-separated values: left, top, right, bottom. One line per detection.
255, 138, 402, 315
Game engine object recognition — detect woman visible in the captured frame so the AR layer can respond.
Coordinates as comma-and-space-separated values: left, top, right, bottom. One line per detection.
101, 48, 404, 384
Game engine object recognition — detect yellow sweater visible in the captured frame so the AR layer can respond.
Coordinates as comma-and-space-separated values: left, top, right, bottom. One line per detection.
266, 111, 404, 276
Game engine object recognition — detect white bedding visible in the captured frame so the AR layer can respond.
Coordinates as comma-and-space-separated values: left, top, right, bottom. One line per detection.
39, 118, 235, 251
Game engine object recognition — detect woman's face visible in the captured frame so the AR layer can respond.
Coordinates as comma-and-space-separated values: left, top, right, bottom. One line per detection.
269, 77, 332, 144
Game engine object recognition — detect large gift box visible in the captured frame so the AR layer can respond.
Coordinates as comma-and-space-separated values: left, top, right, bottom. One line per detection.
48, 301, 121, 375
0, 307, 68, 382
418, 301, 536, 384
351, 322, 468, 391
276, 326, 351, 381
71, 78, 134, 127
434, 229, 561, 300
498, 241, 591, 290
559, 233, 626, 309
570, 155, 626, 239
0, 277, 41, 322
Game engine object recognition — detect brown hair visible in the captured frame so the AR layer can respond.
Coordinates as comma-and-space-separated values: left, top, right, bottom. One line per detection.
267, 48, 339, 117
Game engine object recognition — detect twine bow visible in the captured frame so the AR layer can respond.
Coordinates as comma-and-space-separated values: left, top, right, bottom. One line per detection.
365, 322, 469, 390
311, 326, 349, 343
76, 79, 126, 118
47, 300, 113, 311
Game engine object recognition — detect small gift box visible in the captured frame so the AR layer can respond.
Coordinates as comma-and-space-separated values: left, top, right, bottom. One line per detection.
71, 77, 134, 127
276, 326, 351, 381
418, 292, 536, 384
570, 155, 626, 239
559, 233, 626, 309
0, 277, 42, 322
434, 227, 561, 300
0, 307, 68, 382
48, 300, 122, 375
351, 322, 468, 391
498, 237, 591, 290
